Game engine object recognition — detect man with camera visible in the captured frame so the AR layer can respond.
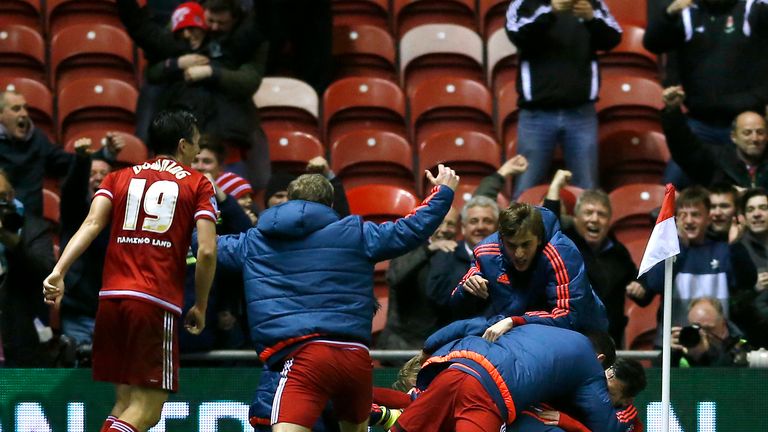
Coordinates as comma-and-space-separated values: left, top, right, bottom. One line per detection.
671, 297, 750, 367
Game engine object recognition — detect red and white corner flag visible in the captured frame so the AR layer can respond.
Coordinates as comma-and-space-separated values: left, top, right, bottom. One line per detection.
638, 184, 680, 277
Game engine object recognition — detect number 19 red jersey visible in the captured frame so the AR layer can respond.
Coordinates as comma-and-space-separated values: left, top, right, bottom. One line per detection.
94, 157, 217, 315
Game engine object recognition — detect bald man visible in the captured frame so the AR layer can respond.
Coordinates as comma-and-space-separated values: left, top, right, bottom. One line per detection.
661, 86, 768, 190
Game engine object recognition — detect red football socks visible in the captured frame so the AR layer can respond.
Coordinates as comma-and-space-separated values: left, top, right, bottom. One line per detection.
99, 416, 117, 432
108, 419, 139, 432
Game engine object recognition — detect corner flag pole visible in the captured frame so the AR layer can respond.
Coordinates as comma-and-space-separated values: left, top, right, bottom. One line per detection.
661, 257, 673, 432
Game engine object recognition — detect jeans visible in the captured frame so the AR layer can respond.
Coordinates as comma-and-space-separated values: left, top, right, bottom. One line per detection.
663, 117, 732, 189
512, 103, 598, 198
60, 314, 96, 346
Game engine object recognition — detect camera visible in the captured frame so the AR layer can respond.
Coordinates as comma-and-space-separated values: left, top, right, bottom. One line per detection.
679, 324, 702, 348
0, 199, 23, 232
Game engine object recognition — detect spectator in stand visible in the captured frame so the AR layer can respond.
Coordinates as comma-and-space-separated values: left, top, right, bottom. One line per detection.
660, 86, 768, 190
59, 135, 126, 363
641, 186, 756, 345
542, 169, 647, 346
449, 201, 609, 338
376, 207, 460, 352
708, 182, 739, 242
0, 90, 116, 218
671, 297, 750, 367
644, 0, 768, 187
426, 197, 500, 322
505, 0, 622, 197
263, 158, 350, 216
0, 170, 55, 366
117, 0, 271, 190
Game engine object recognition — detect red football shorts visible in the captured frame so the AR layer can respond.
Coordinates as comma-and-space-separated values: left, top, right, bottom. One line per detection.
92, 298, 179, 392
271, 340, 373, 427
392, 367, 505, 432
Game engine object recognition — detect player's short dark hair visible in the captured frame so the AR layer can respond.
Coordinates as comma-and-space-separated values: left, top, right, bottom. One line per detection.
586, 331, 616, 370
677, 185, 711, 211
498, 203, 544, 241
613, 358, 647, 399
198, 135, 226, 165
148, 110, 198, 157
287, 174, 334, 206
739, 187, 768, 215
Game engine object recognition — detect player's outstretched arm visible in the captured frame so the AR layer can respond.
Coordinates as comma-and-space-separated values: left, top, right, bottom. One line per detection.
44, 195, 112, 305
186, 218, 217, 335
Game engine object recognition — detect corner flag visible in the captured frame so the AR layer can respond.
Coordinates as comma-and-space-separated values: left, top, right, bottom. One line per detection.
638, 184, 680, 277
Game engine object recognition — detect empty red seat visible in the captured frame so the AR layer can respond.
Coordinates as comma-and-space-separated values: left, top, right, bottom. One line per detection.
57, 78, 137, 142
516, 184, 584, 215
624, 296, 660, 350
0, 25, 46, 82
486, 27, 517, 93
63, 129, 147, 166
417, 130, 500, 194
254, 77, 320, 140
347, 184, 419, 224
43, 188, 61, 225
265, 129, 324, 174
0, 0, 42, 31
323, 76, 406, 144
451, 181, 511, 213
409, 77, 493, 145
599, 129, 669, 190
50, 23, 136, 90
331, 0, 389, 31
599, 25, 657, 81
400, 24, 484, 97
332, 24, 397, 82
392, 0, 477, 38
0, 76, 54, 141
477, 0, 508, 37
609, 183, 667, 248
604, 0, 645, 28
47, 0, 121, 36
331, 130, 414, 191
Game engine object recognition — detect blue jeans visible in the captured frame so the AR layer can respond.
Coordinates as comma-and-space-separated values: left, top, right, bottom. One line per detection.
60, 314, 96, 346
663, 117, 732, 189
512, 104, 598, 198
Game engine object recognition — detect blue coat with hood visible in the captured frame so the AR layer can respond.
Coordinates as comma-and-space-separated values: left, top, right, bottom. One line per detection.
419, 318, 638, 432
216, 185, 454, 367
449, 206, 608, 332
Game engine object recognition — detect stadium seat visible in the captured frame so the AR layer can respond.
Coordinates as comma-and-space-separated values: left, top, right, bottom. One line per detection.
57, 78, 138, 142
323, 76, 406, 144
0, 0, 42, 32
46, 0, 121, 36
624, 296, 660, 351
265, 129, 324, 174
332, 24, 397, 82
50, 24, 136, 90
477, 0, 508, 37
516, 184, 584, 215
330, 130, 415, 191
599, 25, 657, 81
347, 184, 418, 224
495, 79, 519, 149
43, 188, 61, 225
63, 129, 147, 166
399, 24, 484, 97
417, 130, 501, 194
451, 181, 511, 213
609, 183, 667, 249
604, 0, 645, 28
597, 76, 664, 138
599, 129, 670, 191
331, 0, 389, 31
392, 0, 477, 38
485, 27, 517, 93
0, 25, 46, 82
253, 77, 320, 140
0, 77, 55, 141
409, 77, 493, 145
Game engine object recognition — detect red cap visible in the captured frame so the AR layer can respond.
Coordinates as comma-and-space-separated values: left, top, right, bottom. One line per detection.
171, 2, 208, 32
216, 172, 253, 199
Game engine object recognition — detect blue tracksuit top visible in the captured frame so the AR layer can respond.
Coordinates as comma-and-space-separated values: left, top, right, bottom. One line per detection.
449, 206, 608, 332
419, 322, 638, 431
216, 185, 454, 367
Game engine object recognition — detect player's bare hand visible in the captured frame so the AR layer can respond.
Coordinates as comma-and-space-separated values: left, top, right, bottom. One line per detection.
185, 305, 206, 335
43, 271, 65, 305
73, 138, 93, 156
306, 156, 330, 176
103, 132, 125, 155
666, 0, 693, 15
462, 275, 489, 299
663, 86, 686, 109
551, 0, 573, 12
428, 239, 458, 253
572, 0, 594, 20
177, 54, 209, 69
482, 317, 514, 342
426, 164, 460, 191
625, 281, 646, 300
498, 155, 528, 177
184, 65, 213, 82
